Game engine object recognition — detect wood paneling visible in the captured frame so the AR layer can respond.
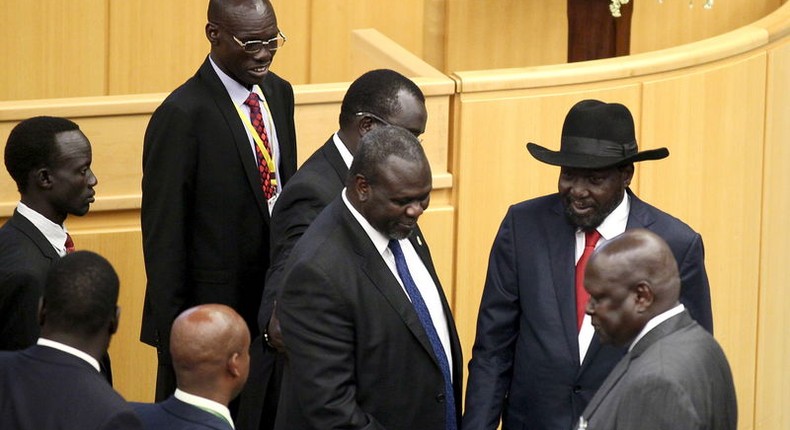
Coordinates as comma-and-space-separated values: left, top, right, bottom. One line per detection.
754, 38, 790, 430
639, 53, 768, 428
630, 0, 782, 55
0, 0, 107, 100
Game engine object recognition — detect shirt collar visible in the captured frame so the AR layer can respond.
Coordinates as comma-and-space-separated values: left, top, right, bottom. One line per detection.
208, 55, 263, 107
589, 191, 630, 240
37, 338, 101, 372
16, 202, 68, 257
341, 188, 390, 257
332, 132, 354, 169
174, 389, 235, 429
628, 303, 686, 352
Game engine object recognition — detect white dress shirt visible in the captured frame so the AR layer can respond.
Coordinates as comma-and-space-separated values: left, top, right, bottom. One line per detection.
37, 338, 100, 372
17, 202, 69, 257
174, 388, 235, 429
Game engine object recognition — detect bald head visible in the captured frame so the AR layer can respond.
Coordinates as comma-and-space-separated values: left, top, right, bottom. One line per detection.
170, 304, 251, 403
583, 229, 681, 346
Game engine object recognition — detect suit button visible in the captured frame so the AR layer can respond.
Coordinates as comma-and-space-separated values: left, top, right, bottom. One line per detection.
573, 385, 582, 394
436, 393, 445, 403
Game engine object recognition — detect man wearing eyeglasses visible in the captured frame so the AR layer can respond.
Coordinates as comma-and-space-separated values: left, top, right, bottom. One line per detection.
235, 69, 427, 430
140, 0, 297, 412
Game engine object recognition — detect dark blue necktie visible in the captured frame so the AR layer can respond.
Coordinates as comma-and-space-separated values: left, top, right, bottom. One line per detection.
388, 239, 457, 430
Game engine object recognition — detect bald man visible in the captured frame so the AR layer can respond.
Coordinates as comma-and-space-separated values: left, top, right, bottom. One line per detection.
134, 305, 251, 430
575, 229, 736, 430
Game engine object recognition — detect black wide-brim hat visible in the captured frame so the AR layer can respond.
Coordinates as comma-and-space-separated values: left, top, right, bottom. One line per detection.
527, 99, 669, 169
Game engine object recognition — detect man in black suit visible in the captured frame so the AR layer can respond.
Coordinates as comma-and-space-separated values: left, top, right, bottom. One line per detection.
0, 251, 141, 430
140, 0, 297, 402
134, 304, 251, 430
0, 116, 97, 351
237, 69, 427, 430
274, 126, 462, 430
577, 229, 736, 430
462, 100, 713, 430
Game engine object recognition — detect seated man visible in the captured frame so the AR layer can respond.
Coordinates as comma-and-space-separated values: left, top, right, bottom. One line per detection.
134, 304, 251, 430
0, 251, 141, 430
577, 229, 737, 429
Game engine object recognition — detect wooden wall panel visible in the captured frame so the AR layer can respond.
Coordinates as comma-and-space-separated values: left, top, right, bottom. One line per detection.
107, 0, 206, 95
0, 0, 107, 101
308, 0, 426, 83
444, 0, 566, 72
754, 38, 790, 430
631, 0, 782, 55
639, 53, 767, 428
451, 85, 642, 365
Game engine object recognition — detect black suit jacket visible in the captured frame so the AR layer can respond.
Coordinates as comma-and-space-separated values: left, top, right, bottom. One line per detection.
261, 135, 347, 331
133, 396, 233, 430
0, 210, 58, 350
580, 311, 737, 430
140, 57, 297, 354
0, 345, 141, 430
274, 197, 463, 430
462, 190, 713, 430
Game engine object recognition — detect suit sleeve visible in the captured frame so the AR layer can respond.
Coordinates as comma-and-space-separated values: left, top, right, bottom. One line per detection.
613, 375, 703, 430
0, 270, 41, 349
261, 178, 330, 329
676, 233, 713, 333
140, 102, 197, 352
278, 261, 385, 430
462, 209, 521, 430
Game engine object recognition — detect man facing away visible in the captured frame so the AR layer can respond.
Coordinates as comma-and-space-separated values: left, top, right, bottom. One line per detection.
0, 116, 108, 378
462, 99, 713, 430
134, 304, 251, 430
576, 229, 736, 430
236, 68, 427, 430
274, 126, 462, 430
0, 251, 141, 430
140, 0, 297, 402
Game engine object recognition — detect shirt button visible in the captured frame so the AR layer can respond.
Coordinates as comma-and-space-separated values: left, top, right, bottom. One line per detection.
436, 393, 446, 403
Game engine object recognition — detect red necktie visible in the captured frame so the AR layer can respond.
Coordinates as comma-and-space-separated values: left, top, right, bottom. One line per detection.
575, 229, 601, 331
64, 233, 76, 254
243, 92, 276, 200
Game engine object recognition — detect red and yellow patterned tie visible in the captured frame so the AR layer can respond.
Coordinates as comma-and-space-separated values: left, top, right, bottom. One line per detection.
575, 229, 601, 331
244, 92, 276, 200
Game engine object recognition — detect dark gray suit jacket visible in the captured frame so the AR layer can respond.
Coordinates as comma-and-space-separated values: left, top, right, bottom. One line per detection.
579, 311, 737, 430
274, 197, 463, 430
0, 210, 58, 350
133, 396, 233, 430
0, 345, 141, 430
462, 190, 713, 430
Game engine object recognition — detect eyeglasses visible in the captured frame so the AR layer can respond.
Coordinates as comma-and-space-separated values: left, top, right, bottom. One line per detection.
356, 112, 424, 139
231, 31, 287, 53
355, 111, 392, 126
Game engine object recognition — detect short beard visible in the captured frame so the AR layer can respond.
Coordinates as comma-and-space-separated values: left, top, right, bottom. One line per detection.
563, 194, 622, 231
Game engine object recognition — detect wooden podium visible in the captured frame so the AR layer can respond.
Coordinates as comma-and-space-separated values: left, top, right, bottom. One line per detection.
567, 0, 634, 62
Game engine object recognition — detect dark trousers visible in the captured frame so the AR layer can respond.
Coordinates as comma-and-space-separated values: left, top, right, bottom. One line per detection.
236, 336, 284, 430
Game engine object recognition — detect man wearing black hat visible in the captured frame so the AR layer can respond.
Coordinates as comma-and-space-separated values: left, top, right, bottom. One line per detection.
461, 99, 713, 430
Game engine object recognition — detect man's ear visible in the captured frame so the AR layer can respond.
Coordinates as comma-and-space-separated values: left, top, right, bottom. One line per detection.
206, 22, 220, 45
621, 164, 635, 187
357, 115, 376, 138
108, 306, 120, 336
354, 174, 370, 202
33, 167, 53, 190
633, 282, 654, 313
227, 352, 242, 378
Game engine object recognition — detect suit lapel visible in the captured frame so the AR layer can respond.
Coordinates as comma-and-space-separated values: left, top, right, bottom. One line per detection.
198, 58, 270, 221
320, 137, 349, 185
547, 200, 582, 364
583, 350, 632, 421
261, 74, 296, 183
338, 205, 440, 367
10, 211, 60, 263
